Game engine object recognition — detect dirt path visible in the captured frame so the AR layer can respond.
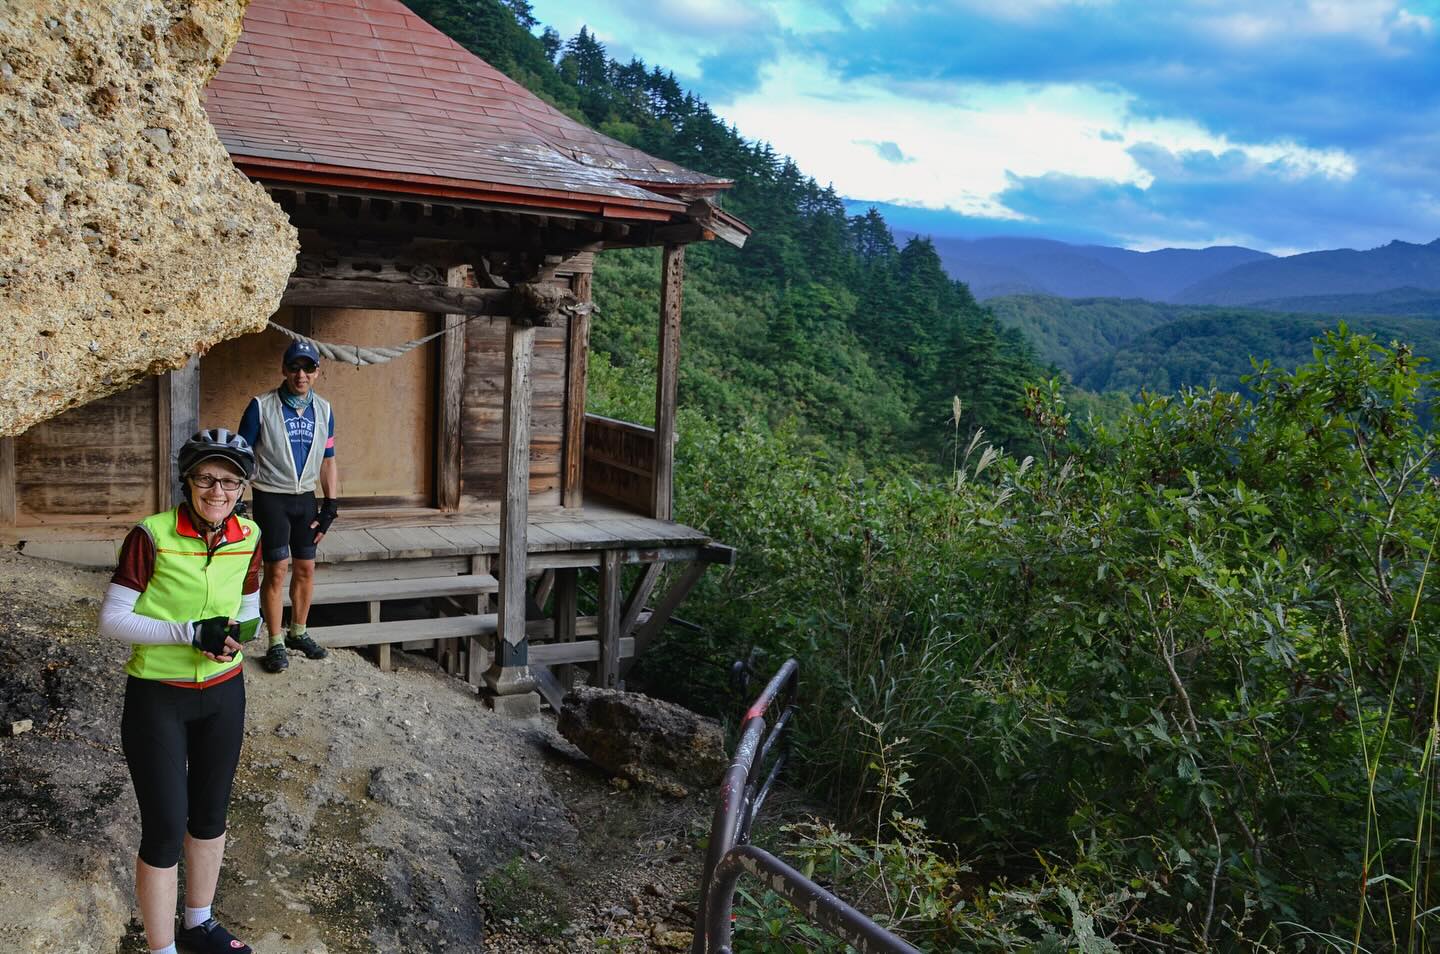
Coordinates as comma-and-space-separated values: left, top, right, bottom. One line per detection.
0, 550, 713, 953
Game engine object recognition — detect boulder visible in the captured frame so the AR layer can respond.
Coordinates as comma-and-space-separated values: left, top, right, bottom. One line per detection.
0, 0, 298, 436
558, 687, 727, 798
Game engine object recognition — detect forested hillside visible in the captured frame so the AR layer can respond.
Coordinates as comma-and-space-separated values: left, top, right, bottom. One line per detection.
991, 293, 1440, 393
405, 0, 1044, 463
405, 3, 1440, 951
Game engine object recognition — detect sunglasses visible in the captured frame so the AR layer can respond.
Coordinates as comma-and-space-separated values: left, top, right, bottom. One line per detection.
189, 474, 245, 491
285, 361, 318, 373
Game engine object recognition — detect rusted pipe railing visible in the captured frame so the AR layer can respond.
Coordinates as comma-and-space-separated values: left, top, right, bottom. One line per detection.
692, 658, 920, 954
705, 844, 923, 954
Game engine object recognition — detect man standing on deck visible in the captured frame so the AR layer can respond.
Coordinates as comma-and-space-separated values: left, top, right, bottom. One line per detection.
239, 339, 338, 674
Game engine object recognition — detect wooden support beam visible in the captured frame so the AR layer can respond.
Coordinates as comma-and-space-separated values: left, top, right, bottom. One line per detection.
0, 437, 14, 527
598, 550, 623, 690
562, 270, 592, 509
157, 357, 200, 509
619, 562, 665, 639
282, 277, 509, 316
533, 568, 556, 609
437, 266, 468, 511
491, 320, 536, 677
553, 567, 578, 690
652, 244, 685, 520
532, 665, 566, 712
622, 560, 709, 674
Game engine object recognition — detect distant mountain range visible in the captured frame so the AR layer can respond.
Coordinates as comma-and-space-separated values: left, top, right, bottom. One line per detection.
903, 233, 1440, 313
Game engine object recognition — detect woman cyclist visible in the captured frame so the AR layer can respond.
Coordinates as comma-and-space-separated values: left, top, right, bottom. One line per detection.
99, 428, 262, 954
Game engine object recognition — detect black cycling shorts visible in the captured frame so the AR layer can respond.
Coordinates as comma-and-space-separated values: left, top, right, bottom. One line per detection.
251, 489, 318, 563
120, 675, 245, 868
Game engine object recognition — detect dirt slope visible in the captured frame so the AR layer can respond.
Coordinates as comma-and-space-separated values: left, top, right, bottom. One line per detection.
0, 550, 711, 953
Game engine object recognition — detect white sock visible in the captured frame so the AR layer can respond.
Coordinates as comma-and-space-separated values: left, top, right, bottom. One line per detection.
183, 904, 212, 929
151, 945, 178, 954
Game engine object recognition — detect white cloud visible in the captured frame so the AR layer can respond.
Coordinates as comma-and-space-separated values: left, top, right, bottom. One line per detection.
717, 54, 1354, 220
1197, 0, 1431, 47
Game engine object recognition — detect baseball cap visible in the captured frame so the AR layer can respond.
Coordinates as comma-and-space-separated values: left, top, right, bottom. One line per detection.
282, 339, 322, 367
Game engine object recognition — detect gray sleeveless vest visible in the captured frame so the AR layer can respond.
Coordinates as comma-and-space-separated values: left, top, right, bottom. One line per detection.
251, 389, 332, 495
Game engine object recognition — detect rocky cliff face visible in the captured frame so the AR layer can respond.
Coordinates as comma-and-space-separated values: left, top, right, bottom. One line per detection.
0, 0, 297, 436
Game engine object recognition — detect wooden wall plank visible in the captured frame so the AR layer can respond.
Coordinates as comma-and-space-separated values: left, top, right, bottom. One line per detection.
461, 313, 566, 506
652, 243, 685, 521
15, 381, 158, 523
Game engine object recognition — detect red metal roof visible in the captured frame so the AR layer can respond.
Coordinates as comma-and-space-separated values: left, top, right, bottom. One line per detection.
205, 0, 731, 219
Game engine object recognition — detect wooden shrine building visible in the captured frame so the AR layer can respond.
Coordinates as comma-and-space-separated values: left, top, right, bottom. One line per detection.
0, 0, 750, 713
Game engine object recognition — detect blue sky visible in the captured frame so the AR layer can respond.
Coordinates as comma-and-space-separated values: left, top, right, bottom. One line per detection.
527, 0, 1440, 254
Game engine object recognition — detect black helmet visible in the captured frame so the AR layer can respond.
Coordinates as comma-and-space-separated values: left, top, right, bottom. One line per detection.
178, 428, 256, 481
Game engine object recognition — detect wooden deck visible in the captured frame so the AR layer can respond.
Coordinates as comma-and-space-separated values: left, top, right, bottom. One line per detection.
316, 501, 711, 564
5, 500, 712, 568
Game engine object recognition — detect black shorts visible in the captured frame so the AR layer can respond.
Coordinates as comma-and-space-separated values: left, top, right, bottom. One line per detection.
251, 489, 318, 562
121, 675, 245, 868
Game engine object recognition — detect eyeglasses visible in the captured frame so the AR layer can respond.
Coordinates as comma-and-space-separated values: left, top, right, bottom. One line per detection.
189, 474, 245, 491
285, 362, 318, 374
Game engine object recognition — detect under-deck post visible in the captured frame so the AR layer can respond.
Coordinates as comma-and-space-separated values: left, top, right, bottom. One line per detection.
652, 243, 685, 521
485, 316, 540, 717
553, 567, 578, 690
598, 549, 623, 690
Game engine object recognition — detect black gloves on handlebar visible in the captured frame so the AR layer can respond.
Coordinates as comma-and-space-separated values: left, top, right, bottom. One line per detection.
192, 616, 238, 655
314, 498, 339, 542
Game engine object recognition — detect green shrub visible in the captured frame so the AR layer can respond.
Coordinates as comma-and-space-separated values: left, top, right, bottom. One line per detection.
640, 327, 1440, 950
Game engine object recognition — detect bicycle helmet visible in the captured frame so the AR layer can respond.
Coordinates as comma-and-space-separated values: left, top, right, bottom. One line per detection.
178, 428, 256, 481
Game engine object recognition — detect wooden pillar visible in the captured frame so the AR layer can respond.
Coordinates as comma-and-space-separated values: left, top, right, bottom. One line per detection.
598, 549, 623, 690
485, 318, 540, 716
562, 271, 592, 509
652, 244, 685, 521
0, 437, 14, 527
157, 357, 200, 508
437, 266, 468, 511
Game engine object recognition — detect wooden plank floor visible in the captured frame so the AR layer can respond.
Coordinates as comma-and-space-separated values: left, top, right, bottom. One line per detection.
317, 501, 710, 564
8, 500, 712, 567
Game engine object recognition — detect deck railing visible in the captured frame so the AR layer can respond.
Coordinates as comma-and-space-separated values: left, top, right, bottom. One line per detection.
692, 658, 922, 954
583, 414, 657, 515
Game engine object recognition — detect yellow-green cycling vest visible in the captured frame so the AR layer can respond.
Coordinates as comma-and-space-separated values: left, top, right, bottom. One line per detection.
125, 507, 260, 684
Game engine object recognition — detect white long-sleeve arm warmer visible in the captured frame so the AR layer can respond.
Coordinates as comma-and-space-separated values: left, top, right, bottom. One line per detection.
238, 590, 259, 622
98, 583, 193, 646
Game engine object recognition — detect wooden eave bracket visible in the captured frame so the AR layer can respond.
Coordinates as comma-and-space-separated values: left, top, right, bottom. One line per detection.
685, 199, 750, 249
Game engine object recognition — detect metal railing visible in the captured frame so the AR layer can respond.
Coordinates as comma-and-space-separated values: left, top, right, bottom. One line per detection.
692, 658, 922, 954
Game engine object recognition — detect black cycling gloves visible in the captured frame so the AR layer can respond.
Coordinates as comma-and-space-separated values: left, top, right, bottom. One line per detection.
314, 498, 339, 541
192, 616, 239, 655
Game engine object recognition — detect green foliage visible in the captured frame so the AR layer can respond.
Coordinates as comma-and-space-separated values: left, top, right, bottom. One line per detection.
639, 328, 1440, 950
